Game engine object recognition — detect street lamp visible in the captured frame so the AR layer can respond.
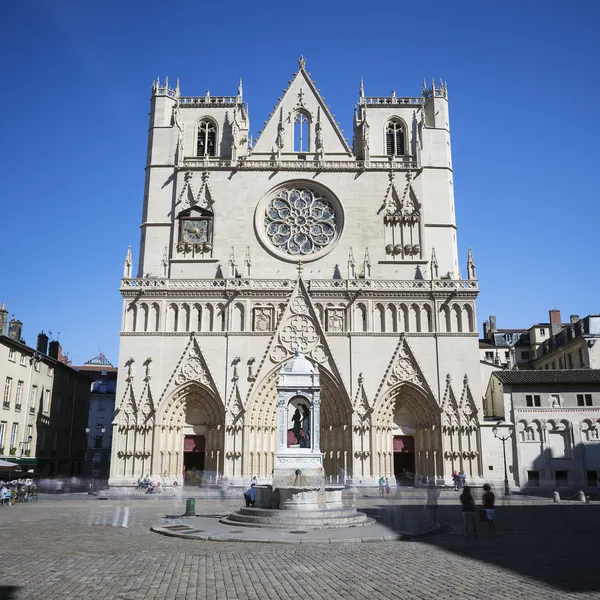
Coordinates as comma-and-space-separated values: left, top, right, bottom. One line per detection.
492, 421, 513, 496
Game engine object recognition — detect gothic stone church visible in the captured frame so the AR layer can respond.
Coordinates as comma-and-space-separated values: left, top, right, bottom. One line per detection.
109, 58, 483, 487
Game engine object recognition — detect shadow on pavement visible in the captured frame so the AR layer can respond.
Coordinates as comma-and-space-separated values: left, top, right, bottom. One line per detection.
386, 502, 600, 593
0, 587, 20, 600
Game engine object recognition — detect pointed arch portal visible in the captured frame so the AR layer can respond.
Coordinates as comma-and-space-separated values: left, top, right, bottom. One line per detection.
155, 382, 225, 483
372, 383, 442, 483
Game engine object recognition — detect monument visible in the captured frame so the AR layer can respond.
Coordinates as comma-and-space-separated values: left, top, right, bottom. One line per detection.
221, 351, 371, 527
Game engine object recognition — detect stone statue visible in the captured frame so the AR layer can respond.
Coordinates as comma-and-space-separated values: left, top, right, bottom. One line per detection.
301, 404, 310, 447
315, 120, 323, 153
291, 408, 301, 445
276, 119, 285, 150
173, 103, 184, 158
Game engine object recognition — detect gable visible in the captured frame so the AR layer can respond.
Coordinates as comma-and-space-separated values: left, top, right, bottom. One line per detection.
252, 58, 352, 157
247, 277, 350, 403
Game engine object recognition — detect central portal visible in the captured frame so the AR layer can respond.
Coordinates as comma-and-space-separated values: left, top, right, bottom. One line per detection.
393, 435, 415, 485
183, 435, 205, 485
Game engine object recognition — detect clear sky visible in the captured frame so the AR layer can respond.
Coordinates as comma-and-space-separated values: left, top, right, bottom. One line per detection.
1, 0, 598, 365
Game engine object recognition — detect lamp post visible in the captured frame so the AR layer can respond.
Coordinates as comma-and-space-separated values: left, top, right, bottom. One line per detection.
492, 421, 513, 496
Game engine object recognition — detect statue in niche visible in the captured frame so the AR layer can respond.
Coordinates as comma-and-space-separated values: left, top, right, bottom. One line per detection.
276, 110, 286, 150
291, 408, 302, 444
301, 404, 311, 448
315, 120, 323, 153
173, 103, 184, 156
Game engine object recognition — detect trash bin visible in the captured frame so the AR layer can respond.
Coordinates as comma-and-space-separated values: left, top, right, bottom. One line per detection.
185, 498, 195, 516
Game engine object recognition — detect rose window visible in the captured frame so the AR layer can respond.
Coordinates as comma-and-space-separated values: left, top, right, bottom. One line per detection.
264, 188, 337, 256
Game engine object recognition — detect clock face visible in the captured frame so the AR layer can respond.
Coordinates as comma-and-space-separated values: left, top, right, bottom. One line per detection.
182, 219, 208, 243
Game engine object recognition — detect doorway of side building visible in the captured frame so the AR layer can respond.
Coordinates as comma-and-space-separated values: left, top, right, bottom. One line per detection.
393, 435, 415, 486
183, 435, 205, 485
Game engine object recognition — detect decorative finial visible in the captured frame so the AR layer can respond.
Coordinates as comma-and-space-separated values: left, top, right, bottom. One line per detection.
298, 56, 306, 69
175, 78, 180, 96
466, 248, 476, 280
123, 245, 133, 278
164, 76, 169, 89
359, 78, 364, 98
0, 303, 5, 311
238, 77, 243, 98
430, 247, 439, 280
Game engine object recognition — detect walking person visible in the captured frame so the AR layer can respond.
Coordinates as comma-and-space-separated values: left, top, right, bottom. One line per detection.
378, 476, 385, 498
482, 483, 496, 534
459, 485, 477, 538
426, 482, 440, 526
384, 478, 391, 498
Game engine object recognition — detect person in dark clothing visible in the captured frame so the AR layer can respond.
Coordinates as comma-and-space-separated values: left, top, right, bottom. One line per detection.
482, 483, 496, 534
460, 485, 477, 538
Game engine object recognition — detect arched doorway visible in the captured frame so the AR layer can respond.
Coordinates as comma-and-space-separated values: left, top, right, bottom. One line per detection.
245, 363, 351, 480
155, 383, 224, 484
372, 383, 441, 483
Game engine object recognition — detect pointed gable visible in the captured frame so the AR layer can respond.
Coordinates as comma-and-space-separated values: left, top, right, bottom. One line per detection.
373, 334, 434, 404
247, 278, 350, 402
441, 374, 460, 427
459, 374, 479, 424
380, 171, 421, 225
158, 334, 222, 406
252, 57, 352, 156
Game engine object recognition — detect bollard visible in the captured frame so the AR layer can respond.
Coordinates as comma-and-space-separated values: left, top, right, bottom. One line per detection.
185, 498, 196, 517
553, 491, 560, 503
578, 490, 586, 502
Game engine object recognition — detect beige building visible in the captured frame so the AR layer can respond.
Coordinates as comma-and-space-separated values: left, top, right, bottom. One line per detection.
484, 370, 600, 489
109, 60, 489, 488
0, 306, 91, 476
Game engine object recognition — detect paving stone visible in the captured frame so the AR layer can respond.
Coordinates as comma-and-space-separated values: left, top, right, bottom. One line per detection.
1, 496, 600, 598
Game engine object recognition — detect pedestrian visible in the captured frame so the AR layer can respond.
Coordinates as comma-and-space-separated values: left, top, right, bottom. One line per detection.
378, 476, 385, 498
244, 483, 256, 507
451, 470, 458, 490
385, 478, 391, 498
426, 482, 440, 525
220, 476, 229, 501
459, 485, 477, 538
456, 471, 464, 490
482, 483, 496, 534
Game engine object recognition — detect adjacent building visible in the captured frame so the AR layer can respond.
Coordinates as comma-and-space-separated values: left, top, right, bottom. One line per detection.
480, 311, 600, 373
484, 370, 600, 489
0, 305, 91, 476
75, 354, 117, 480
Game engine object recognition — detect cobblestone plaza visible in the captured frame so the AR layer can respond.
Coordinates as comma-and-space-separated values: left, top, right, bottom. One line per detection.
2, 494, 600, 599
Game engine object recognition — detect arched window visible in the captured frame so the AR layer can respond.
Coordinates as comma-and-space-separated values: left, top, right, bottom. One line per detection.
355, 303, 367, 332
196, 119, 216, 156
386, 119, 406, 156
293, 111, 310, 152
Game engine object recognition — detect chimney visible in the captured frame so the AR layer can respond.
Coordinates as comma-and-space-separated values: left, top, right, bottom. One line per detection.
483, 320, 490, 340
0, 303, 8, 336
48, 340, 62, 361
37, 331, 49, 355
549, 309, 562, 336
489, 315, 497, 333
570, 315, 580, 324
7, 316, 23, 342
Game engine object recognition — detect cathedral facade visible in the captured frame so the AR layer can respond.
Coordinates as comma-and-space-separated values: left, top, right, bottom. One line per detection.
109, 58, 484, 487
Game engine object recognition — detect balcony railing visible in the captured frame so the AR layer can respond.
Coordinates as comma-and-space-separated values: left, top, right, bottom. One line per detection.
121, 277, 479, 293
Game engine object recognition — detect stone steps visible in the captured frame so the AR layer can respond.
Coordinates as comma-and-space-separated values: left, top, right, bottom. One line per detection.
220, 506, 374, 529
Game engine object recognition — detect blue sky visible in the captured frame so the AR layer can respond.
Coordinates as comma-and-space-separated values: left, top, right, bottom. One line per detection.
1, 0, 598, 365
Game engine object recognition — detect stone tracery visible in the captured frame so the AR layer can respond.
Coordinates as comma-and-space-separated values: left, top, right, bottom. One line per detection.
264, 187, 337, 257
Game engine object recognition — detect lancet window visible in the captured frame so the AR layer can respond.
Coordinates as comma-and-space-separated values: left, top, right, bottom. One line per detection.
293, 111, 310, 153
386, 119, 406, 156
196, 119, 216, 156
